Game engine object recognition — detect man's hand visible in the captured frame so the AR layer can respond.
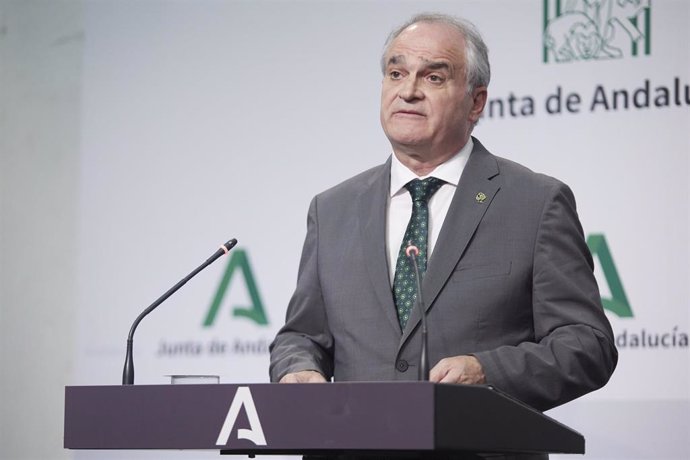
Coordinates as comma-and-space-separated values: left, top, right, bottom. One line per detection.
430, 355, 486, 384
279, 370, 327, 383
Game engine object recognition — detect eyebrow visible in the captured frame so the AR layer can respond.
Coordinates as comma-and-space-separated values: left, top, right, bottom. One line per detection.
426, 61, 451, 72
385, 55, 452, 74
386, 55, 406, 66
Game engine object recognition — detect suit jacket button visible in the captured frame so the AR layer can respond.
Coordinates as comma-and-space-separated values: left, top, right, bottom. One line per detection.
396, 359, 409, 372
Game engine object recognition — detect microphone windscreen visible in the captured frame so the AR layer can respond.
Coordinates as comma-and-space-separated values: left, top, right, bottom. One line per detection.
406, 245, 419, 257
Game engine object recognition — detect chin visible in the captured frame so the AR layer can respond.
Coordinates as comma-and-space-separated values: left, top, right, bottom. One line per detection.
386, 128, 427, 145
391, 140, 431, 154
392, 134, 428, 146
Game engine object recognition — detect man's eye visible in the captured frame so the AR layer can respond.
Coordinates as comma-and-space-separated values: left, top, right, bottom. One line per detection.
389, 70, 403, 79
428, 74, 444, 83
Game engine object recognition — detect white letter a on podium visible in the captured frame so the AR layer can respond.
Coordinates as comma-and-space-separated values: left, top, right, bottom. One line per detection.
216, 386, 267, 446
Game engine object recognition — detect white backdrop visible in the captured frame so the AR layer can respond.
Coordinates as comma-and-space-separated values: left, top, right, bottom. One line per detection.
72, 1, 689, 459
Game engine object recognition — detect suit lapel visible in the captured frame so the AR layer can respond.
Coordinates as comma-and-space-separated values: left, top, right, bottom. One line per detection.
357, 157, 402, 335
401, 140, 501, 343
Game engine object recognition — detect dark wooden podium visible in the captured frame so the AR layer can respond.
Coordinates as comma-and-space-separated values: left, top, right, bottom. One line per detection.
64, 382, 584, 456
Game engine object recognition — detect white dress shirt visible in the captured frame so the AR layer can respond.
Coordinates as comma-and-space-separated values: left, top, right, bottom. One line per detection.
386, 139, 473, 284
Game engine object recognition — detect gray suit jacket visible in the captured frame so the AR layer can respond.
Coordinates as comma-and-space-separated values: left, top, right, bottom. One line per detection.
270, 139, 617, 411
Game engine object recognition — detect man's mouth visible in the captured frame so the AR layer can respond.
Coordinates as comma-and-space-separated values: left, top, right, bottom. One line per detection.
393, 110, 425, 117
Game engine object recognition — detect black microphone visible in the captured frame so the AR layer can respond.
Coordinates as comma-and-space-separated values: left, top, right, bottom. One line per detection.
122, 238, 238, 385
406, 243, 429, 381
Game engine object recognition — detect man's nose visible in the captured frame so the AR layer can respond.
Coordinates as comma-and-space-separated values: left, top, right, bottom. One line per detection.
398, 76, 423, 101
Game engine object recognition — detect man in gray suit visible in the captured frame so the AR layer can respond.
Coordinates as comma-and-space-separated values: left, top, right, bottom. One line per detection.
269, 13, 617, 413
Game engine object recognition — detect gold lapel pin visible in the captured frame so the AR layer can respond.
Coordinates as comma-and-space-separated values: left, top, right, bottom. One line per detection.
475, 192, 487, 203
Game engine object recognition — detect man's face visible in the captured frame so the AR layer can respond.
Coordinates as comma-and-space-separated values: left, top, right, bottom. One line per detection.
380, 22, 486, 159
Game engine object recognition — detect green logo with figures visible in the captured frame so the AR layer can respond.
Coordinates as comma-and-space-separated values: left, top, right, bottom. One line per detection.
543, 0, 651, 63
204, 248, 269, 326
587, 234, 633, 317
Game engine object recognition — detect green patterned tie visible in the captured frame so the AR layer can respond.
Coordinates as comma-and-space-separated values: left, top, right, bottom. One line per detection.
393, 177, 444, 330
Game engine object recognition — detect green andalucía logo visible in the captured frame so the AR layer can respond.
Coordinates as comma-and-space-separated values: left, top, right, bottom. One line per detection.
543, 0, 651, 63
587, 234, 633, 317
203, 248, 269, 326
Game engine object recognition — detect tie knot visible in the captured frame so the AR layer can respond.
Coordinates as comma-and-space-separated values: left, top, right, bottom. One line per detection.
405, 177, 444, 203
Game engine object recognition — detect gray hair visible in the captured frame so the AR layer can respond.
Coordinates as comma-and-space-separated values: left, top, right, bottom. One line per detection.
380, 13, 491, 94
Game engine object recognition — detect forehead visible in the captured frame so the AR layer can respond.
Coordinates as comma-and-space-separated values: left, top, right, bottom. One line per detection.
386, 22, 466, 67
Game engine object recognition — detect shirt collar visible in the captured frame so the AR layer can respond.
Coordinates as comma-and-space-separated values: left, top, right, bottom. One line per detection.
390, 138, 474, 197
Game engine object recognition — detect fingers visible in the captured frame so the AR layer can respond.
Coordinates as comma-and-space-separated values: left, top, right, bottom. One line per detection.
279, 370, 327, 383
429, 359, 449, 383
279, 373, 300, 383
429, 355, 486, 384
429, 357, 459, 383
439, 366, 463, 384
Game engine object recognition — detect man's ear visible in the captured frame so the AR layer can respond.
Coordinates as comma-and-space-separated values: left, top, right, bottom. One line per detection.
469, 86, 488, 123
